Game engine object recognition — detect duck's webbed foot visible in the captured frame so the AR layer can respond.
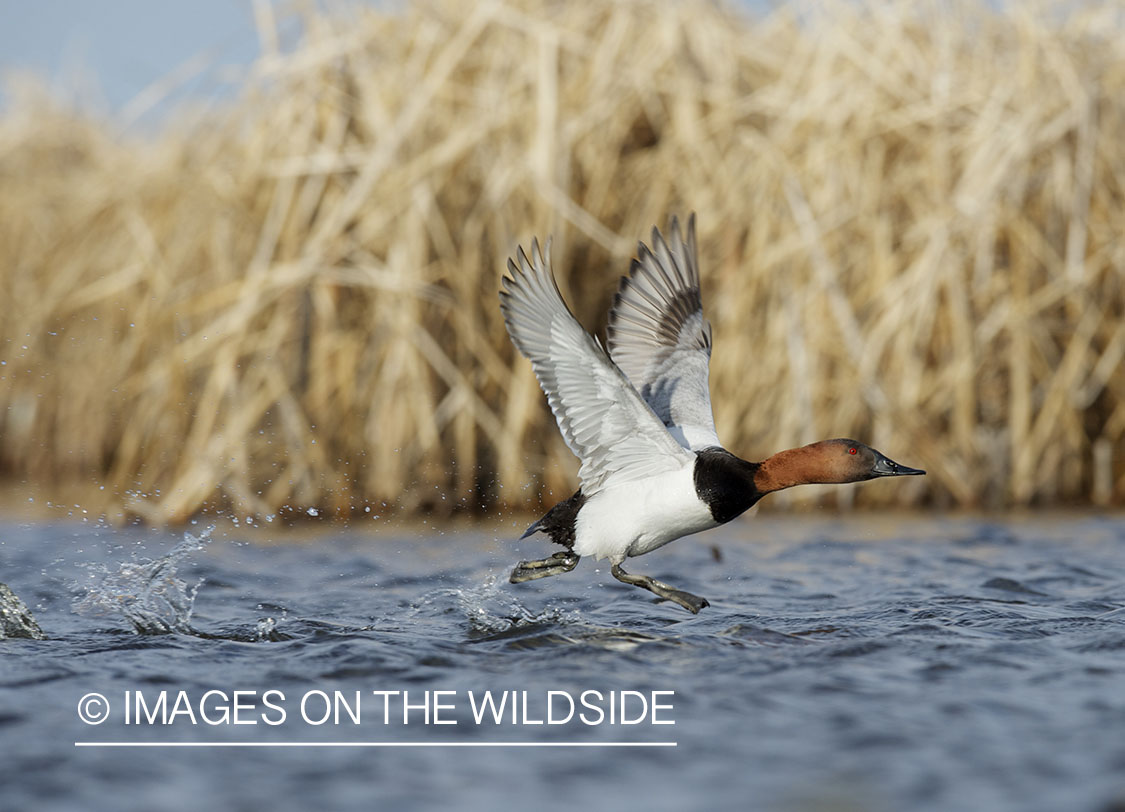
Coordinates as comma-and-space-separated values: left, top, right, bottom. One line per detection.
611, 563, 710, 614
509, 551, 580, 583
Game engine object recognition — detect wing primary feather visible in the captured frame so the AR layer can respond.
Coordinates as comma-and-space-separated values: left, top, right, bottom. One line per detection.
606, 213, 720, 451
500, 235, 692, 493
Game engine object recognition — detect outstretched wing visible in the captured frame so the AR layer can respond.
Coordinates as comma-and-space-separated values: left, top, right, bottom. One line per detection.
500, 238, 693, 493
606, 214, 721, 450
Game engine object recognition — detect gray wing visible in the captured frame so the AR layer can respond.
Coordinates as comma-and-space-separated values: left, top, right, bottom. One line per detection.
499, 238, 693, 494
606, 214, 721, 451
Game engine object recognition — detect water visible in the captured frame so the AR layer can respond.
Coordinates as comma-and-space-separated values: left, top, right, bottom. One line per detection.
1, 514, 1123, 812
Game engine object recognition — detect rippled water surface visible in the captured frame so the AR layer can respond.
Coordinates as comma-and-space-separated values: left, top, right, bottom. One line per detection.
2, 514, 1124, 812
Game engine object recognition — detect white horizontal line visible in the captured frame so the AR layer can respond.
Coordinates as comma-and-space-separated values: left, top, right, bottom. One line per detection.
75, 741, 677, 748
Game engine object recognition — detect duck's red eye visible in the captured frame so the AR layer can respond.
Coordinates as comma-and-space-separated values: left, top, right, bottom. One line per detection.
848, 447, 857, 455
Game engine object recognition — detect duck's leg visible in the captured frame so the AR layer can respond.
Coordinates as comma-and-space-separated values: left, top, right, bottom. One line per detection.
611, 563, 709, 614
509, 551, 580, 583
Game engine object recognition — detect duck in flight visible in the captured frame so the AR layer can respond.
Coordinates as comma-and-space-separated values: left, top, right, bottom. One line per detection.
499, 215, 925, 613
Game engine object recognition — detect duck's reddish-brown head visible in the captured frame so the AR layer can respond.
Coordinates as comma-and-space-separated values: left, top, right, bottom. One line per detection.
755, 439, 925, 493
829, 439, 926, 482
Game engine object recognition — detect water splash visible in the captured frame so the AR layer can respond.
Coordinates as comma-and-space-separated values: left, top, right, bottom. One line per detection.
73, 530, 211, 635
412, 574, 582, 637
254, 615, 291, 642
0, 583, 47, 640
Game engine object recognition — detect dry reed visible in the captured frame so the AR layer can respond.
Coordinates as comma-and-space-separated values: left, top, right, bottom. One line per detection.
1, 0, 1124, 522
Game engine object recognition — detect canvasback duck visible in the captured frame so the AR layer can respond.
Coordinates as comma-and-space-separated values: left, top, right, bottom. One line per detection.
499, 215, 925, 613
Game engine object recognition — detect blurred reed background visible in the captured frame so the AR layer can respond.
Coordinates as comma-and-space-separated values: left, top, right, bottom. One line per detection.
1, 0, 1123, 523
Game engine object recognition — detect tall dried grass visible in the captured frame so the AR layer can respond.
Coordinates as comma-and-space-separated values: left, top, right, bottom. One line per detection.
1, 0, 1123, 522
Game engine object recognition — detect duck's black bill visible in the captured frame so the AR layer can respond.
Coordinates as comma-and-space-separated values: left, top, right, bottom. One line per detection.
872, 454, 926, 477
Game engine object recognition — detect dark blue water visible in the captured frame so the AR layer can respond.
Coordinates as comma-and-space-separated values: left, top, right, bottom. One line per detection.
1, 514, 1123, 812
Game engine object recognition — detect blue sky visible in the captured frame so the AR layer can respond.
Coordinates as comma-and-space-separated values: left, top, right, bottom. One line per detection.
0, 0, 262, 115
